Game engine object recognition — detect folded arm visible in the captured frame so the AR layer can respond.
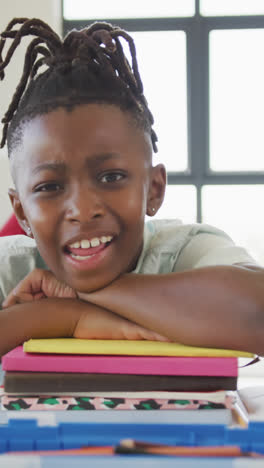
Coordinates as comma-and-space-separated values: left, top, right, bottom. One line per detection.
2, 264, 264, 356
78, 264, 264, 355
0, 298, 81, 357
0, 269, 168, 357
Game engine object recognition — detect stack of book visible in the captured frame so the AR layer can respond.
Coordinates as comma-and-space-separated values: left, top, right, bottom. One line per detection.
1, 338, 253, 425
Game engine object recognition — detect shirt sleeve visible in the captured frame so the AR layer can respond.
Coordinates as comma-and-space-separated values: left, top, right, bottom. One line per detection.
174, 230, 256, 272
0, 235, 43, 308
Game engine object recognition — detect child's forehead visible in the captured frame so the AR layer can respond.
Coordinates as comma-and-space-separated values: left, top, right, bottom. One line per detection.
10, 103, 153, 180
19, 103, 149, 140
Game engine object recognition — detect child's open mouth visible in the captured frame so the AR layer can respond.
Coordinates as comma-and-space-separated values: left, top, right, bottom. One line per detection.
64, 236, 113, 261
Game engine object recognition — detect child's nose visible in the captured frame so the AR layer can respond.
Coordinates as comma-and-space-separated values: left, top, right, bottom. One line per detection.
64, 185, 105, 222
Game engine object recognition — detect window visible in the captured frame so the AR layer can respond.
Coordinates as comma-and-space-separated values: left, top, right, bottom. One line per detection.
209, 29, 264, 172
63, 0, 195, 20
63, 1, 264, 265
200, 0, 264, 17
126, 31, 188, 173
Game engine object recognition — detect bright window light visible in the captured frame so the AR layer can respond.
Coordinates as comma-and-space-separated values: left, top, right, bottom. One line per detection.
63, 0, 195, 20
154, 185, 196, 223
202, 185, 264, 265
201, 0, 264, 16
131, 31, 188, 171
209, 29, 264, 172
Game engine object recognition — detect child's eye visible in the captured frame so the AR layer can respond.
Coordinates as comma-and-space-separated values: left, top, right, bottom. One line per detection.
35, 183, 63, 192
99, 172, 125, 183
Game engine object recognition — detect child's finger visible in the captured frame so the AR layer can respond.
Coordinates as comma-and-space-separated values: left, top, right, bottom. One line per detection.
41, 271, 76, 299
136, 326, 171, 342
2, 296, 15, 308
2, 290, 46, 308
2, 292, 33, 308
151, 333, 171, 342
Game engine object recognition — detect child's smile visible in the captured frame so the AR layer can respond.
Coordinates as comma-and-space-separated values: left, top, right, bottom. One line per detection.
10, 103, 165, 292
63, 232, 115, 272
66, 235, 113, 261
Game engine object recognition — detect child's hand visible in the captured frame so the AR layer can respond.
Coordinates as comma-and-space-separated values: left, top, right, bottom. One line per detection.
2, 268, 76, 308
2, 269, 169, 342
74, 306, 170, 342
77, 286, 170, 341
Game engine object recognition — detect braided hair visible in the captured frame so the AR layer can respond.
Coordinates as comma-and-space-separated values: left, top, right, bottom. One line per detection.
0, 18, 157, 154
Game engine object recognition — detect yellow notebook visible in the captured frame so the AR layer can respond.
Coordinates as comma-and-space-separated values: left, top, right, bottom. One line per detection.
23, 338, 254, 358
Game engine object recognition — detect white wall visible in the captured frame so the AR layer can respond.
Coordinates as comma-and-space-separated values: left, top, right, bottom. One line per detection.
0, 0, 61, 225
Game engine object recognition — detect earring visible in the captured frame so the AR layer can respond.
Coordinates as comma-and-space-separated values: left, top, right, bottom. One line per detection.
26, 226, 32, 236
148, 207, 155, 215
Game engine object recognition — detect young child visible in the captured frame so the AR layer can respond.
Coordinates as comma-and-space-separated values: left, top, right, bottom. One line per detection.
0, 18, 263, 357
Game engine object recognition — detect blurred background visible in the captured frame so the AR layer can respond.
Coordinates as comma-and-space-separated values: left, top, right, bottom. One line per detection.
64, 0, 264, 265
0, 0, 264, 386
1, 0, 264, 268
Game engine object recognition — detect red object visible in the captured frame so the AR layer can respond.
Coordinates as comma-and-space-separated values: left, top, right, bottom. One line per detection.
0, 214, 25, 236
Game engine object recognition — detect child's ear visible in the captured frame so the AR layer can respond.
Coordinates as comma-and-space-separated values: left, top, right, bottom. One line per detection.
146, 164, 166, 216
8, 188, 32, 237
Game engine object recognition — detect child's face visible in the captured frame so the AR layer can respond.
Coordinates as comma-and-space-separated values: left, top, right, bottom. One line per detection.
9, 104, 166, 292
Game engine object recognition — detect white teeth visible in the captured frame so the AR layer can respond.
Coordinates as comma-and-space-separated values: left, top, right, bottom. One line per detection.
71, 241, 80, 248
71, 254, 92, 260
69, 236, 113, 249
90, 238, 100, 247
80, 239, 90, 249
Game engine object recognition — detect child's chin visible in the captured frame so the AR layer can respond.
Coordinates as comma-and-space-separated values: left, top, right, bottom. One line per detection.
74, 277, 115, 295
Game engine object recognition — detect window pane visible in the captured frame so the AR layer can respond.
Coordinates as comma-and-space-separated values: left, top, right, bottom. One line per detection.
64, 0, 195, 20
132, 31, 188, 171
209, 29, 264, 172
154, 185, 196, 223
202, 185, 264, 265
201, 0, 264, 16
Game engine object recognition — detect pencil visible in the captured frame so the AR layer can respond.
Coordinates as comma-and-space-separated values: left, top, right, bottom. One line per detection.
8, 446, 114, 456
116, 440, 243, 457
231, 402, 248, 428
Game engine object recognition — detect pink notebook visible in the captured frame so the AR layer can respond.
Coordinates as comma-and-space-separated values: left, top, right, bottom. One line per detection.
2, 346, 238, 377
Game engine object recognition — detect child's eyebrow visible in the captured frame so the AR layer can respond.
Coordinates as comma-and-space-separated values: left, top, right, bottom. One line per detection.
32, 162, 66, 175
32, 154, 122, 175
84, 153, 123, 169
